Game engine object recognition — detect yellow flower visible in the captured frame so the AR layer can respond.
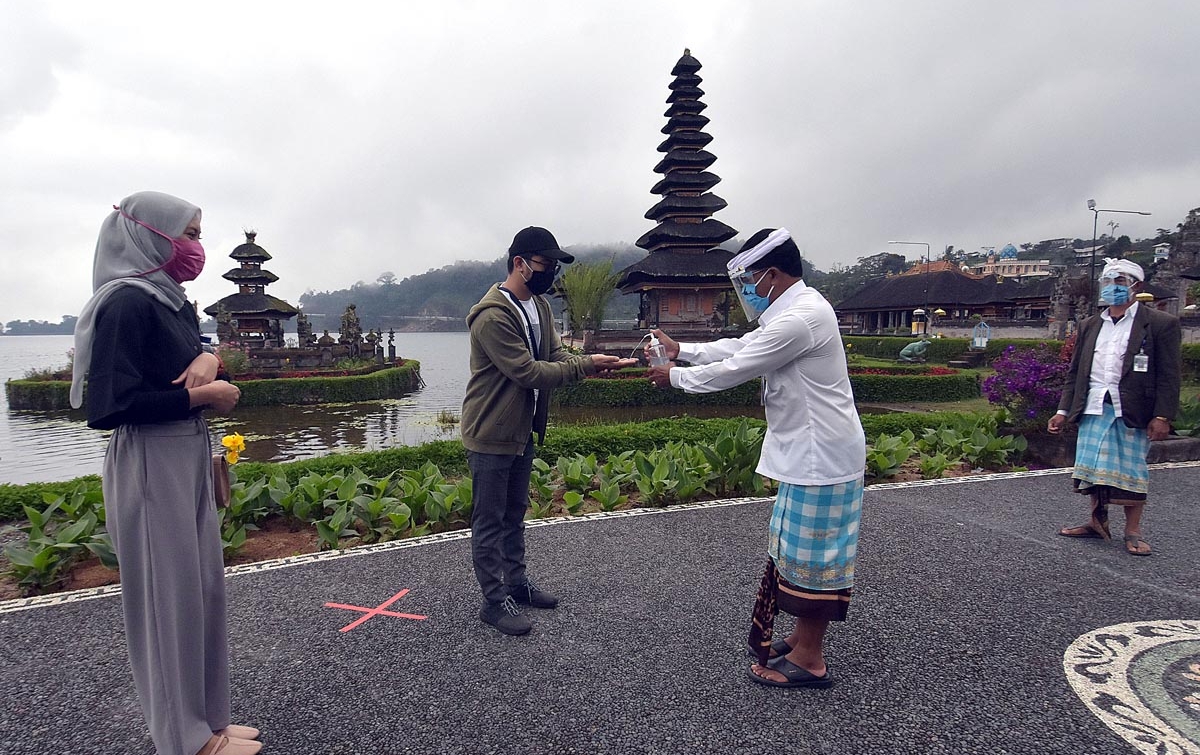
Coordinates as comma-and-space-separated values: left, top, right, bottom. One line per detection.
221, 433, 245, 465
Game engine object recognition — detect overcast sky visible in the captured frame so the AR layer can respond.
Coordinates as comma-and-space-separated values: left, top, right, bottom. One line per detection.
3, 0, 1198, 322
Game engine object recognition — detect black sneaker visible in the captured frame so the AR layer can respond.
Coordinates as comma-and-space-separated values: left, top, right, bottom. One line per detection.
480, 596, 531, 635
509, 579, 559, 609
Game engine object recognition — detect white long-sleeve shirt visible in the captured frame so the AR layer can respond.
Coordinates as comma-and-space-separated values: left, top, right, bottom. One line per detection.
669, 280, 866, 486
1085, 301, 1139, 417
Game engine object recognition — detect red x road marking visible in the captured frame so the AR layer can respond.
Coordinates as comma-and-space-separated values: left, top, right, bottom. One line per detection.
324, 589, 427, 632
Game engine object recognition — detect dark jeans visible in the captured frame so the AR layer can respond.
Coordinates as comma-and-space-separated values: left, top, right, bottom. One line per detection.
468, 438, 536, 605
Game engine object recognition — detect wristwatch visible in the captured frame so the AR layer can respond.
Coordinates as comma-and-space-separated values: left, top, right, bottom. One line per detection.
1153, 416, 1169, 422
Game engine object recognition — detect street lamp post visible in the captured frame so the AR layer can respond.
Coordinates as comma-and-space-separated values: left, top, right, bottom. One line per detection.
889, 240, 931, 334
1087, 200, 1151, 309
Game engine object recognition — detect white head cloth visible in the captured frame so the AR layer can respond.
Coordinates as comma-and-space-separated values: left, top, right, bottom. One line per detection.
727, 228, 791, 273
70, 191, 200, 409
1099, 257, 1144, 282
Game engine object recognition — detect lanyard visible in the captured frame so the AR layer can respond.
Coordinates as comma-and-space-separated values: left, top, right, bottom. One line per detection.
499, 286, 539, 359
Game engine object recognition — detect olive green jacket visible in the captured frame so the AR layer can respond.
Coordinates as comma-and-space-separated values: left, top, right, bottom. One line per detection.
460, 284, 596, 455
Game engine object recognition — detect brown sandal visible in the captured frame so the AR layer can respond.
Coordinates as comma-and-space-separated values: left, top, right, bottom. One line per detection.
1058, 520, 1111, 540
1124, 534, 1152, 556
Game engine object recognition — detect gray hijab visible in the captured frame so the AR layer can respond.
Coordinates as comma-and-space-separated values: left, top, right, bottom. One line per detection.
70, 191, 202, 408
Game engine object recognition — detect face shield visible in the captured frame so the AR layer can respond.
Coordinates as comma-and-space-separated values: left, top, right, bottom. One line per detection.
728, 266, 773, 322
1097, 272, 1136, 307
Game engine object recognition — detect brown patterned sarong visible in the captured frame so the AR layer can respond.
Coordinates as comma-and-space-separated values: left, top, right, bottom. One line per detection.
747, 559, 853, 667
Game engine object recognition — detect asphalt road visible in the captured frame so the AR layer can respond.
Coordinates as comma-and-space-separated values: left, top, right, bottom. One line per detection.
1, 464, 1197, 755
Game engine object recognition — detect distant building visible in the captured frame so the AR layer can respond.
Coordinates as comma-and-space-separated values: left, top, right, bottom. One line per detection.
1074, 244, 1107, 267
835, 264, 1177, 334
1154, 243, 1172, 263
968, 255, 1052, 278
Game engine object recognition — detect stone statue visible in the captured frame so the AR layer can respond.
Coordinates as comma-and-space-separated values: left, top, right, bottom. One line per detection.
296, 310, 315, 347
215, 305, 234, 345
898, 339, 930, 363
268, 318, 284, 348
339, 304, 363, 358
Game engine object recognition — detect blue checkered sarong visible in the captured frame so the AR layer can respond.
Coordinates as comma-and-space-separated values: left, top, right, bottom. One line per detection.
768, 479, 863, 591
1073, 402, 1150, 495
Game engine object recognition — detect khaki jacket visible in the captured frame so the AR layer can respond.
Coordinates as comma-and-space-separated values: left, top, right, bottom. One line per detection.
1058, 303, 1182, 429
460, 284, 595, 455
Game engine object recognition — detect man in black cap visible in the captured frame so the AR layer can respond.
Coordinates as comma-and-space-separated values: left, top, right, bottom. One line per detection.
461, 226, 634, 635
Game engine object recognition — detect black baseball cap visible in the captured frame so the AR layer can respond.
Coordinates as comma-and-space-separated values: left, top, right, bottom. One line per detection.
508, 226, 575, 263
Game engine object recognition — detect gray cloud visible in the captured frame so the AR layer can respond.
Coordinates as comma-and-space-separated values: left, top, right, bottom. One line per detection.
2, 0, 1197, 323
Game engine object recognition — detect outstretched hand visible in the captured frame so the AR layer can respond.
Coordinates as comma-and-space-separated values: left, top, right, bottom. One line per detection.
590, 355, 638, 374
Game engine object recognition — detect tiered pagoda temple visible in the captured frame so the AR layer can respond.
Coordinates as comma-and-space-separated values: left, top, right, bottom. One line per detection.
204, 231, 299, 349
617, 49, 739, 333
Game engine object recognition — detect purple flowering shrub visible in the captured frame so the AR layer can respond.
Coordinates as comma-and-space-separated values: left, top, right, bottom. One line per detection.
982, 344, 1069, 430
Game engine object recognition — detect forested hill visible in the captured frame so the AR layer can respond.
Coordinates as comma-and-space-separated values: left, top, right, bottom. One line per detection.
297, 243, 650, 332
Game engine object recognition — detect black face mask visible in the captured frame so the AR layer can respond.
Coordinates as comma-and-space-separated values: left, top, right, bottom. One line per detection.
523, 262, 557, 295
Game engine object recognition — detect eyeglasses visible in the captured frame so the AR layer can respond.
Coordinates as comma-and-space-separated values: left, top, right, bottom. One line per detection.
524, 257, 560, 275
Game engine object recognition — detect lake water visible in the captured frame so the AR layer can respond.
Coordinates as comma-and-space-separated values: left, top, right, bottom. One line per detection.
0, 333, 472, 485
1, 333, 768, 485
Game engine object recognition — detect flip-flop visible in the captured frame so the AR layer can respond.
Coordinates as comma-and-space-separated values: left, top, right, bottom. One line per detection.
747, 637, 794, 660
746, 655, 834, 689
1124, 534, 1152, 556
1058, 522, 1110, 540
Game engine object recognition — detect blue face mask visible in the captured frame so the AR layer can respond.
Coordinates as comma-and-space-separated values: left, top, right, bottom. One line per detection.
1100, 283, 1131, 306
741, 270, 773, 318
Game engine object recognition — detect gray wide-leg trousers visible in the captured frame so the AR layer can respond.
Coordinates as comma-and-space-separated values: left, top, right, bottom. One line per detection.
104, 418, 230, 755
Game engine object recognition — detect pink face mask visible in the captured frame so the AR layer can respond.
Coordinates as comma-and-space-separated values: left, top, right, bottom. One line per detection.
115, 206, 205, 283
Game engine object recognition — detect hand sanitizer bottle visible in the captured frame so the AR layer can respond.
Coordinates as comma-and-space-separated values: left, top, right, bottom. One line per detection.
647, 333, 670, 367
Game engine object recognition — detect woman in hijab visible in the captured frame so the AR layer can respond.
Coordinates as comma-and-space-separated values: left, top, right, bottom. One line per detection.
71, 191, 260, 755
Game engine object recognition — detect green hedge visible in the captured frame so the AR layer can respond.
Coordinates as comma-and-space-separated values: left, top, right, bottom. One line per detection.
844, 336, 1065, 365
5, 362, 422, 411
859, 411, 976, 438
851, 373, 980, 402
235, 362, 421, 406
553, 377, 760, 407
555, 371, 980, 406
4, 380, 75, 411
0, 477, 103, 522
231, 439, 469, 483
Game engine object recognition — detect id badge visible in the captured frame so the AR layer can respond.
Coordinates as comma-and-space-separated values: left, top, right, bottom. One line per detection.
1133, 352, 1149, 372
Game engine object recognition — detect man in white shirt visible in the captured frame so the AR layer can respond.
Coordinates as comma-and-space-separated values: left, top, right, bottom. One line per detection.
1048, 258, 1181, 556
647, 228, 866, 689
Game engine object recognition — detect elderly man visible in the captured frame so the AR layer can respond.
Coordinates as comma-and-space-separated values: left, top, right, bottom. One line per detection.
647, 228, 865, 689
1048, 258, 1182, 556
